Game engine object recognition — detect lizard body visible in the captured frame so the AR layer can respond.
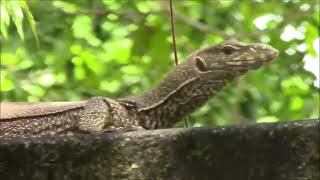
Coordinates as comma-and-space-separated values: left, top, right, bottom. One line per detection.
0, 97, 139, 138
0, 39, 279, 138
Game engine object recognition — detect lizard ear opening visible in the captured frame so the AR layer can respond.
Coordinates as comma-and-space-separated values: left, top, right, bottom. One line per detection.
195, 56, 207, 72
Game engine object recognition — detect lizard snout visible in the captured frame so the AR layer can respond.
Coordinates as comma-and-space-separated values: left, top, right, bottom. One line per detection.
254, 44, 279, 62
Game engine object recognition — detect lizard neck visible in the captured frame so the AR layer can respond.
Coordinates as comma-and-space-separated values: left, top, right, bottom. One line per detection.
130, 54, 236, 129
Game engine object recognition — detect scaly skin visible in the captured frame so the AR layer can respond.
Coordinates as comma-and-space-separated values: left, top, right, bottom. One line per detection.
0, 39, 278, 138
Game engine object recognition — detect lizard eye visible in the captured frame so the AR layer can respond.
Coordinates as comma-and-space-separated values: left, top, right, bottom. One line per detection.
222, 45, 237, 55
195, 56, 207, 71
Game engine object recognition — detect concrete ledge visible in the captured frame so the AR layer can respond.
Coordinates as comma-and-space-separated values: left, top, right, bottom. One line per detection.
0, 120, 319, 180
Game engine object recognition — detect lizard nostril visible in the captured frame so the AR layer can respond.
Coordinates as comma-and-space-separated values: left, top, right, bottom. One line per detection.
272, 49, 279, 58
267, 48, 279, 59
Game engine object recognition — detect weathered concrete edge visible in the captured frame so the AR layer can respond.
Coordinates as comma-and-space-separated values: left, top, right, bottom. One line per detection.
0, 119, 319, 180
1, 119, 318, 144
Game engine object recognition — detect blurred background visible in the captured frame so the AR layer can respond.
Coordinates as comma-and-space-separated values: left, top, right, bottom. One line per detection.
0, 0, 319, 127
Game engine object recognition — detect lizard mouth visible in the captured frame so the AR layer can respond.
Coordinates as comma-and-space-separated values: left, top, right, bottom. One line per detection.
201, 58, 276, 73
226, 58, 275, 67
240, 60, 270, 70
222, 57, 277, 73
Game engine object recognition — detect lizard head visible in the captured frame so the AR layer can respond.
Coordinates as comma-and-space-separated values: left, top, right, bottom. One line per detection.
129, 39, 278, 128
193, 39, 279, 75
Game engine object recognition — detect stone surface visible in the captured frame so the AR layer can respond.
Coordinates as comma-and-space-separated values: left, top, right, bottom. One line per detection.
0, 120, 319, 180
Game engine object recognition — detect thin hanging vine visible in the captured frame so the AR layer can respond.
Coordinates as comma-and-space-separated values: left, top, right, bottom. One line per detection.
169, 0, 189, 128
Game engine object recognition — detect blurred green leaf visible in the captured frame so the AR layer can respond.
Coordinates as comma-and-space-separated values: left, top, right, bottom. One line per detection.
289, 96, 304, 111
0, 53, 19, 66
71, 57, 83, 66
81, 51, 103, 75
281, 76, 310, 96
72, 15, 101, 46
102, 0, 120, 10
70, 44, 83, 55
305, 23, 318, 56
0, 1, 38, 44
18, 59, 34, 70
54, 72, 67, 84
72, 15, 92, 39
22, 84, 45, 97
136, 1, 159, 13
0, 73, 15, 92
74, 66, 86, 80
0, 4, 10, 38
99, 80, 121, 93
5, 1, 24, 40
52, 1, 78, 13
121, 65, 143, 75
20, 1, 39, 47
103, 38, 133, 64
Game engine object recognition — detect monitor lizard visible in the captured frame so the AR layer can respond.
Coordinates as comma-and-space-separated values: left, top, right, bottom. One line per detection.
0, 39, 279, 139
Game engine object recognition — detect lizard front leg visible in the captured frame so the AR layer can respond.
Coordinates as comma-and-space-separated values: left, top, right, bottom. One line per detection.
78, 97, 145, 133
78, 97, 113, 132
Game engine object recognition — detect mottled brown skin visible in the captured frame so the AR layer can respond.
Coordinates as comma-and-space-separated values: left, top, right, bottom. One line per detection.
0, 39, 278, 138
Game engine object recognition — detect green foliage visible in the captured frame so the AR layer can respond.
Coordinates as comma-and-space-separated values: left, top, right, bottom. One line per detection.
0, 0, 38, 45
0, 0, 319, 126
